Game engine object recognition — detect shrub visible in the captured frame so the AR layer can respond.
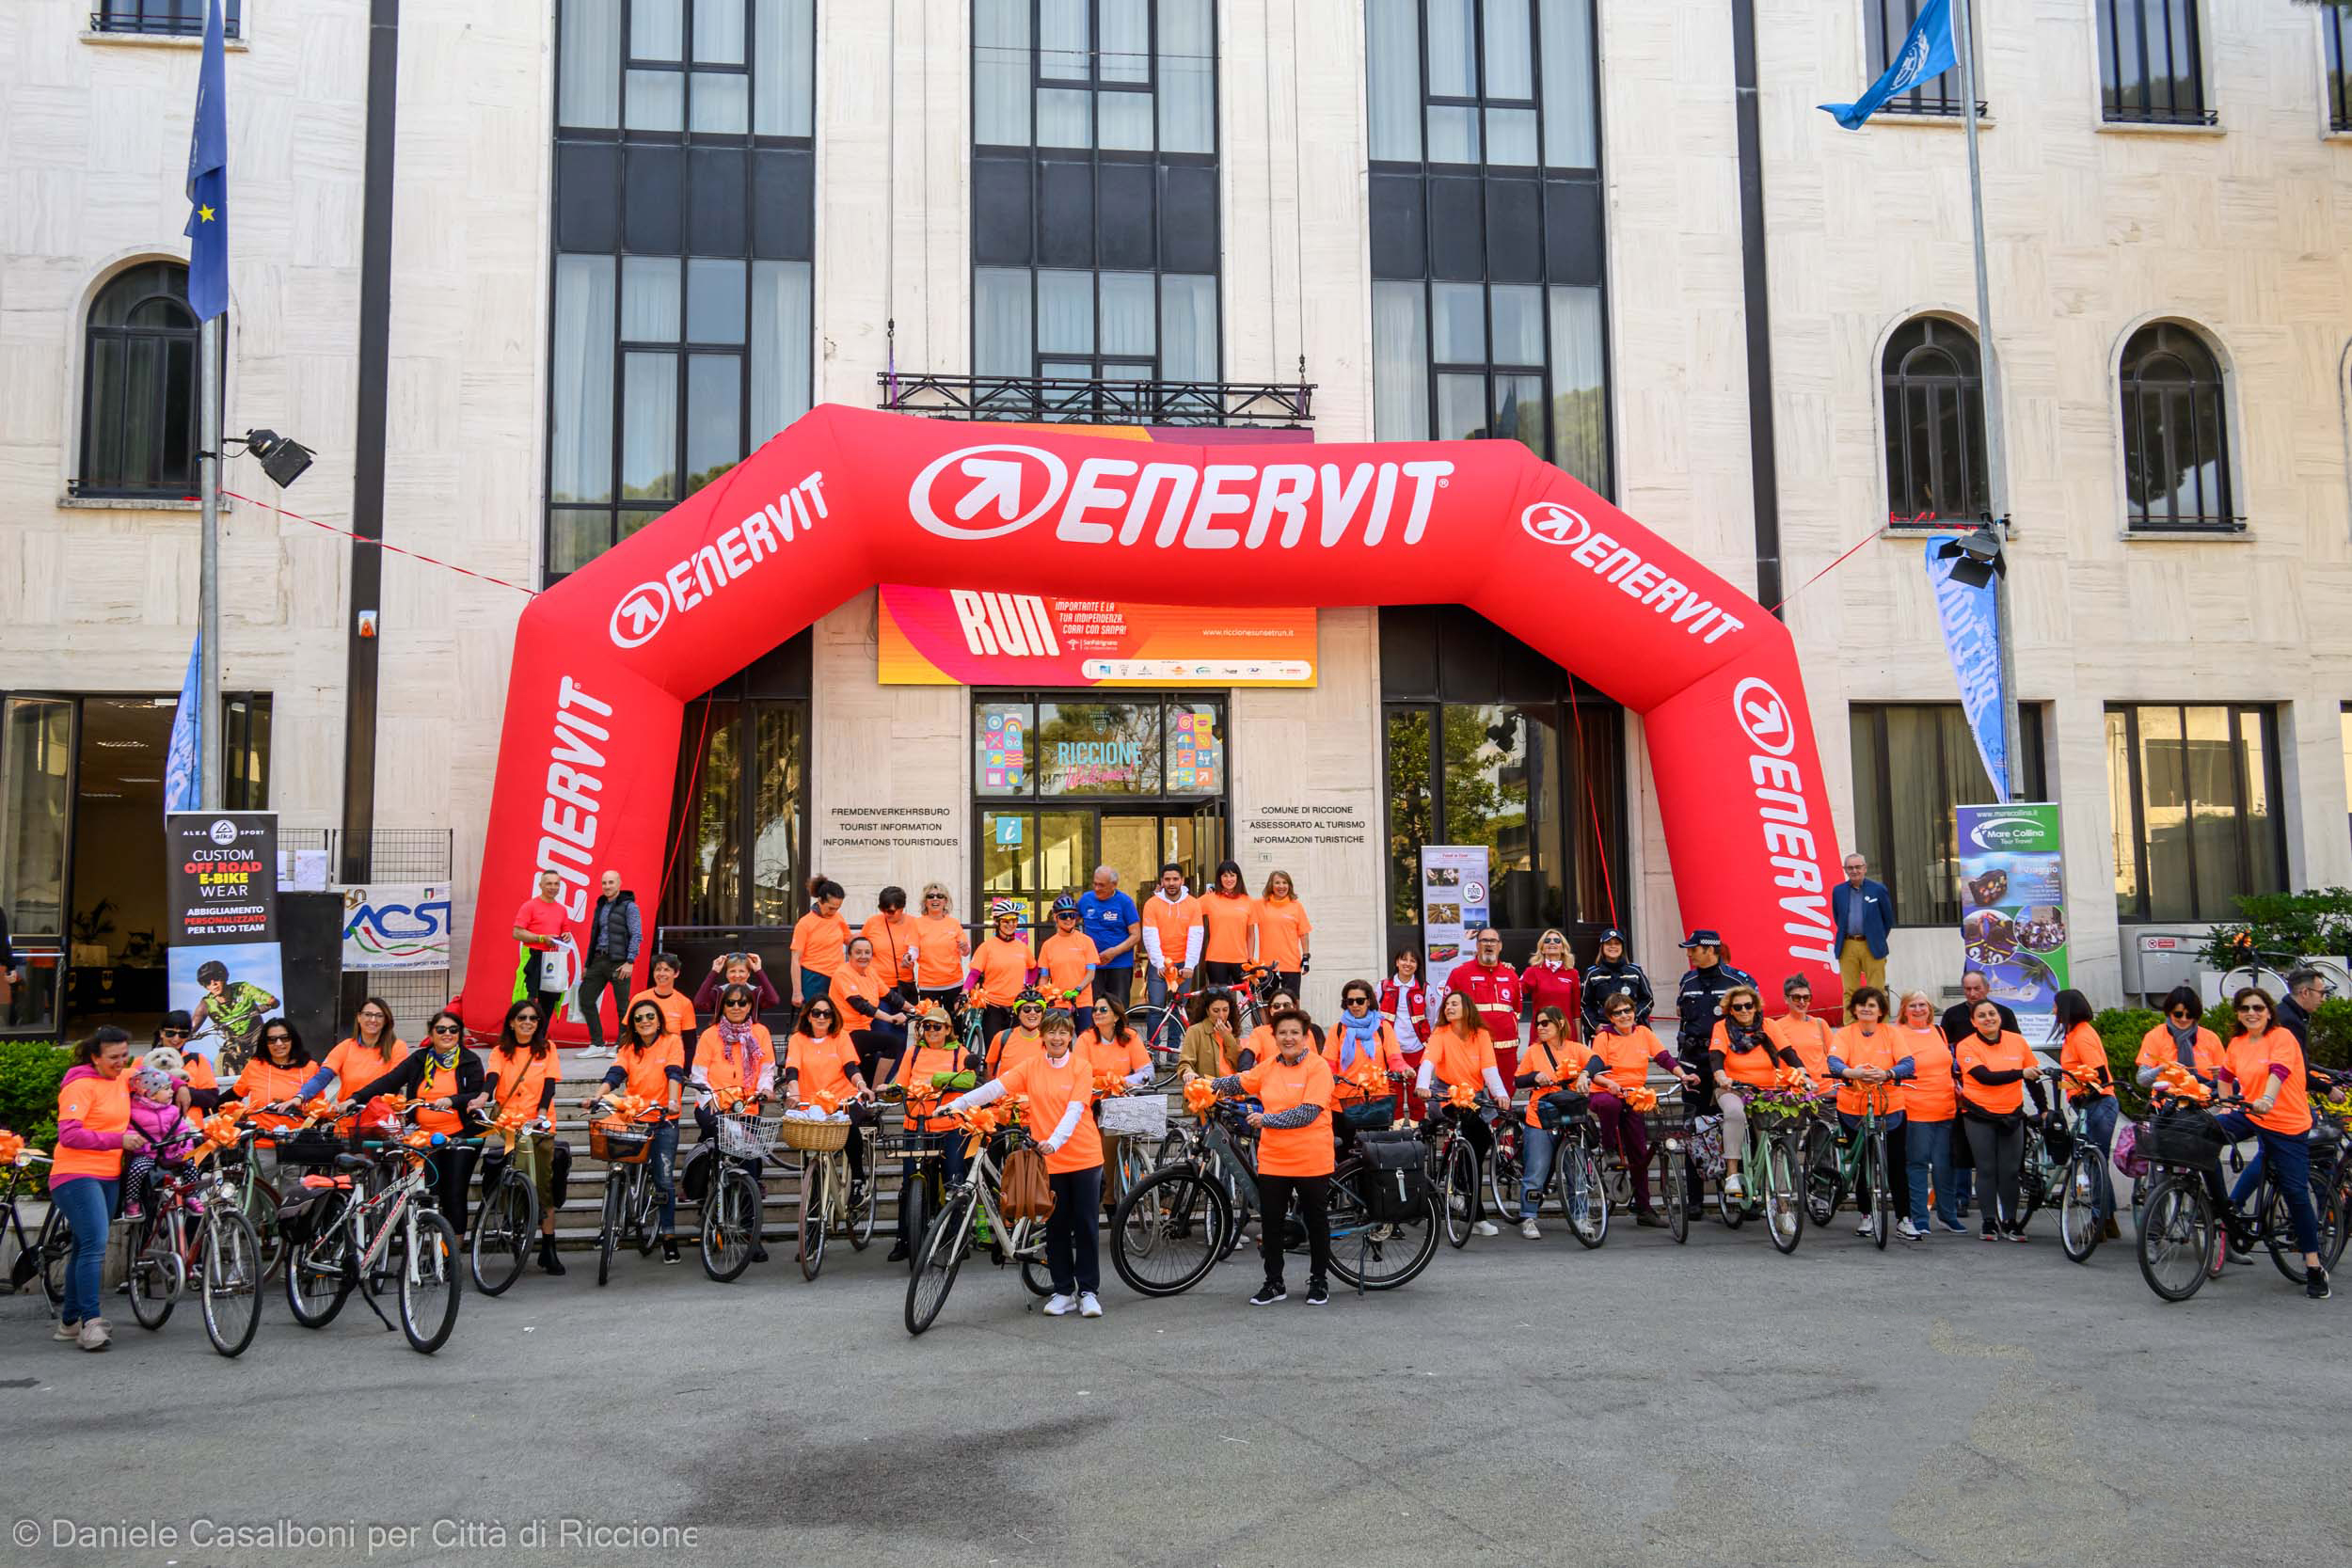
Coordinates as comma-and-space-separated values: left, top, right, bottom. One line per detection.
2309, 998, 2352, 1072
2093, 1007, 2158, 1117
0, 1039, 71, 1193
2199, 887, 2352, 971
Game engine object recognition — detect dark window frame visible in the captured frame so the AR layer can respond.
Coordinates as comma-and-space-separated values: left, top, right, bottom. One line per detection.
1864, 0, 1986, 119
2106, 701, 2288, 925
1881, 314, 1989, 528
1848, 701, 2050, 928
90, 1, 241, 38
2095, 0, 2216, 126
2119, 320, 2237, 533
2328, 6, 2352, 135
75, 262, 209, 501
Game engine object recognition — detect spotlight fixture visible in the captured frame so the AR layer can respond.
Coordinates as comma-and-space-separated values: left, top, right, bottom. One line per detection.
1934, 523, 2007, 590
242, 428, 315, 489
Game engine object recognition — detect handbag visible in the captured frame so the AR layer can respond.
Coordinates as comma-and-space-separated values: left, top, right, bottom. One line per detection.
998, 1144, 1057, 1223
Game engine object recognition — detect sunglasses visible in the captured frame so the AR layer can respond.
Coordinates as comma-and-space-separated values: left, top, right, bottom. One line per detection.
926, 893, 946, 901
922, 1020, 950, 1031
723, 999, 753, 1008
806, 1008, 835, 1020
2237, 1003, 2268, 1015
159, 1028, 187, 1038
1728, 1002, 1757, 1012
263, 1034, 292, 1045
1788, 995, 1811, 1005
1344, 996, 1372, 1007
2169, 1008, 2196, 1019
1610, 1008, 1635, 1019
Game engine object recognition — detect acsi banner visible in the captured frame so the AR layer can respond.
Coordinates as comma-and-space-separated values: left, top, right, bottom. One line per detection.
1955, 802, 2067, 1050
340, 883, 453, 971
1924, 535, 2009, 800
879, 585, 1316, 688
166, 811, 283, 1074
1419, 846, 1490, 994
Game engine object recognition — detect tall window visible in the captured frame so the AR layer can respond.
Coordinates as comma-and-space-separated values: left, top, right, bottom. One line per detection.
972, 0, 1221, 404
1882, 316, 1987, 527
2326, 6, 2352, 134
1849, 704, 2048, 928
77, 262, 201, 500
662, 637, 811, 928
2119, 321, 2234, 532
92, 1, 240, 36
2096, 0, 2212, 125
1865, 0, 1979, 117
1366, 0, 1610, 496
546, 0, 815, 582
2107, 704, 2285, 923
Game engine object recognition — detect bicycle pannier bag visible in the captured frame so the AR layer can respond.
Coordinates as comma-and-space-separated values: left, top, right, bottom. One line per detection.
1355, 1130, 1431, 1223
1534, 1088, 1590, 1132
998, 1145, 1056, 1223
679, 1141, 713, 1203
2110, 1118, 2148, 1180
1690, 1114, 1726, 1180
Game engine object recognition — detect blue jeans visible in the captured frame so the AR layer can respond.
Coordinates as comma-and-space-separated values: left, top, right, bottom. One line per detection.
1904, 1118, 1957, 1230
2255, 1123, 2321, 1255
1519, 1123, 1559, 1220
2076, 1096, 2119, 1222
52, 1175, 117, 1326
2210, 1109, 2267, 1210
647, 1121, 679, 1236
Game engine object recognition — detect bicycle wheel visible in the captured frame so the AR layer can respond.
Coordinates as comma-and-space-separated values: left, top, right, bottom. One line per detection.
1441, 1139, 1479, 1248
2129, 1172, 2147, 1236
1567, 1146, 1608, 1249
242, 1172, 286, 1282
850, 1161, 876, 1251
701, 1167, 762, 1282
798, 1157, 830, 1281
1327, 1180, 1439, 1291
1662, 1145, 1691, 1244
1110, 1166, 1230, 1297
2015, 1153, 2049, 1233
596, 1172, 622, 1288
127, 1217, 182, 1330
900, 1171, 932, 1275
2137, 1176, 2214, 1302
1019, 1245, 1056, 1298
469, 1172, 535, 1297
1804, 1123, 1842, 1227
38, 1205, 72, 1307
904, 1186, 975, 1336
2325, 1164, 2352, 1270
2263, 1181, 2313, 1284
2058, 1149, 2103, 1263
1867, 1133, 1894, 1251
1487, 1127, 1524, 1221
395, 1210, 462, 1354
285, 1219, 353, 1327
1762, 1136, 1804, 1255
1130, 1006, 1184, 1092
199, 1210, 262, 1358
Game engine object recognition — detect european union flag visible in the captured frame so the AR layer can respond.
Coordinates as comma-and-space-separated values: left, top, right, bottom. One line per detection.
1819, 0, 1959, 130
183, 0, 228, 320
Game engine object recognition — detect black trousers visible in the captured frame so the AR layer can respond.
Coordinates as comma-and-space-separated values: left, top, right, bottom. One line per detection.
1043, 1165, 1103, 1296
1963, 1115, 2026, 1232
578, 958, 627, 1049
1094, 966, 1134, 1006
1257, 1172, 1331, 1291
1422, 1095, 1494, 1219
424, 1142, 483, 1236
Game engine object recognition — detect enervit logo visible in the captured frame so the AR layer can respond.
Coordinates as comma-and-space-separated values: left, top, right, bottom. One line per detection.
1520, 500, 1592, 549
1732, 678, 1795, 757
910, 446, 1070, 541
909, 443, 1453, 551
1518, 500, 1748, 644
610, 581, 672, 648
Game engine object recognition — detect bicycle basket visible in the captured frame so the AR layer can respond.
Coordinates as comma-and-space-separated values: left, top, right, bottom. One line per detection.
589, 1118, 655, 1164
2137, 1106, 2226, 1174
1353, 1130, 1431, 1224
716, 1111, 781, 1162
778, 1115, 850, 1153
1097, 1094, 1168, 1140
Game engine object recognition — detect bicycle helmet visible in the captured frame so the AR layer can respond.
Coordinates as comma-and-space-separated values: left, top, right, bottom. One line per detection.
197, 959, 230, 987
1015, 988, 1046, 1010
989, 897, 1024, 923
1052, 894, 1079, 916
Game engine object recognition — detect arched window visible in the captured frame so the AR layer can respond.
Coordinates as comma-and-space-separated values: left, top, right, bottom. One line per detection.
2120, 322, 2234, 532
78, 261, 201, 499
1881, 316, 1986, 526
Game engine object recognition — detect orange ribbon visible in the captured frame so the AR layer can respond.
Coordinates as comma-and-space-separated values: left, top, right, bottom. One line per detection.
0, 1131, 24, 1167
1621, 1085, 1659, 1114
1090, 1069, 1126, 1100
1184, 1078, 1219, 1118
1444, 1082, 1478, 1111
2153, 1063, 2212, 1103
488, 1103, 534, 1154
1161, 963, 1184, 986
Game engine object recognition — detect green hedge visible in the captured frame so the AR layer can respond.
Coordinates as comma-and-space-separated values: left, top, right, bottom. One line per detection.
0, 1039, 71, 1193
2093, 1008, 2159, 1117
2091, 998, 2352, 1117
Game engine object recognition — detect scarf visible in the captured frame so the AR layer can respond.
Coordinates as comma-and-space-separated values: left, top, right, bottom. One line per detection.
2167, 1019, 2199, 1067
418, 1044, 458, 1100
1336, 1009, 1384, 1069
717, 1012, 759, 1073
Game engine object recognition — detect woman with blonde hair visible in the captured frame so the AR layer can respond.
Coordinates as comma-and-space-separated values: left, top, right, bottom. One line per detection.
1253, 869, 1312, 997
1894, 989, 1963, 1236
1521, 928, 1581, 1046
911, 882, 971, 1015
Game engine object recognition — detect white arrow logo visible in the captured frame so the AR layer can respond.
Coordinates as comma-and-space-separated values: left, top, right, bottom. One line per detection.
1519, 500, 1592, 549
955, 458, 1026, 523
609, 581, 673, 649
909, 443, 1070, 541
1732, 676, 1795, 757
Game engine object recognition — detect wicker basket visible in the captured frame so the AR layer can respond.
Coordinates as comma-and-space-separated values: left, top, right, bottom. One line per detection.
779, 1116, 851, 1153
1098, 1095, 1168, 1139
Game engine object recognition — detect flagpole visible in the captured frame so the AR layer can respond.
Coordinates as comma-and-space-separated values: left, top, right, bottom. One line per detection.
199, 314, 223, 812
1950, 0, 2021, 800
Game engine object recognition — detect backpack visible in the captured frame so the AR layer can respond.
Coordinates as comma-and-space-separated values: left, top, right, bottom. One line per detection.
1355, 1130, 1432, 1224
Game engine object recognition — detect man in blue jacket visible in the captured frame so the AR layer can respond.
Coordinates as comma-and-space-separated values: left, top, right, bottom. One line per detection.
1832, 853, 1894, 1008
578, 870, 642, 1058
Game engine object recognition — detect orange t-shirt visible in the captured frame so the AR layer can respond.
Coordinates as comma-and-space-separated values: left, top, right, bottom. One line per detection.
2137, 1024, 2224, 1081
1200, 894, 1257, 964
1831, 1025, 1904, 1117
615, 1035, 686, 1111
1520, 1033, 1588, 1129
911, 914, 969, 989
485, 1046, 560, 1125
1425, 1025, 1498, 1096
54, 1069, 132, 1180
2058, 1022, 2114, 1101
790, 911, 852, 978
409, 1049, 470, 1135
830, 965, 895, 1030
1320, 1022, 1406, 1103
1242, 1024, 1277, 1072
234, 1057, 313, 1130
1038, 930, 1101, 1007
1898, 1027, 1956, 1121
893, 1042, 968, 1132
990, 1026, 1046, 1078
628, 987, 696, 1040
1710, 1021, 1783, 1089
1238, 1050, 1336, 1177
1585, 1024, 1666, 1094
859, 912, 917, 989
2227, 1029, 2312, 1136
693, 1024, 774, 1102
785, 1030, 861, 1106
321, 1037, 409, 1098
1000, 1050, 1104, 1175
1768, 1014, 1834, 1085
1955, 1030, 2034, 1116
1078, 1027, 1148, 1080
1252, 897, 1312, 972
1140, 893, 1201, 967
972, 933, 1033, 1006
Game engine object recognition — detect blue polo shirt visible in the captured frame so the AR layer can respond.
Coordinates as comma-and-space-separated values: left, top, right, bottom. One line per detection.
1075, 889, 1140, 969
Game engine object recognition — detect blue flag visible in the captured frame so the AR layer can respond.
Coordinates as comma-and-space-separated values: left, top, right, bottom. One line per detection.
1924, 535, 2010, 801
1820, 0, 1959, 129
164, 632, 202, 816
183, 0, 228, 320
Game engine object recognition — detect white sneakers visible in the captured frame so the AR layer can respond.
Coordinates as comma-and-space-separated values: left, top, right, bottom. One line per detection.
1856, 1216, 1876, 1238
77, 1317, 111, 1352
1724, 1172, 1747, 1200
1472, 1220, 1500, 1238
1042, 1293, 1076, 1316
1896, 1218, 1923, 1241
1518, 1217, 1541, 1240
1078, 1291, 1103, 1318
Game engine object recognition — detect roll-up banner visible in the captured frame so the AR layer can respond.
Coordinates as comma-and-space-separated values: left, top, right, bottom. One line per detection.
1955, 802, 2067, 1049
166, 811, 283, 1073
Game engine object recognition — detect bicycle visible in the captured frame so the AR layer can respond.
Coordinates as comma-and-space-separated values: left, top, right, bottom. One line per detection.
2135, 1090, 2238, 1303
2051, 1069, 2114, 1264
1487, 1095, 1608, 1248
2212, 933, 2352, 1005
1424, 1093, 1499, 1248
121, 1117, 264, 1357
701, 1098, 780, 1283
584, 1094, 676, 1288
2, 1138, 74, 1307
1127, 965, 1283, 1091
469, 1115, 555, 1296
1151, 1089, 1263, 1257
781, 1101, 878, 1281
903, 1111, 1057, 1335
1717, 1079, 1809, 1254
1801, 1081, 1899, 1251
279, 1101, 463, 1353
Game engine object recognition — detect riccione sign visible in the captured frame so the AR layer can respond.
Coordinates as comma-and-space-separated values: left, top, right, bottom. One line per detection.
458, 406, 1847, 1029
877, 585, 1318, 688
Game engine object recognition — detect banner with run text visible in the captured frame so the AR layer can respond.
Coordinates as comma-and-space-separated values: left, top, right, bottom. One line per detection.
879, 585, 1316, 688
1955, 802, 2067, 1050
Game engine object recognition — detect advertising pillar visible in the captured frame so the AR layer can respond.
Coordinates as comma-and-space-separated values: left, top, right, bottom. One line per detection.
166, 811, 284, 1073
1955, 802, 2067, 1049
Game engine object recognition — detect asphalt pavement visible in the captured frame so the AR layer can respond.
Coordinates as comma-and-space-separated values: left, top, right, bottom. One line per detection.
5, 1214, 2345, 1568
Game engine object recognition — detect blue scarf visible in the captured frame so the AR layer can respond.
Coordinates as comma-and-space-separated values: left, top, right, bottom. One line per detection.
1336, 1009, 1384, 1069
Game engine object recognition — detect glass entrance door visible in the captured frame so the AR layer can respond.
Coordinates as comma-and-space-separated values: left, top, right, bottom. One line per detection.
1, 698, 73, 1035
976, 802, 1228, 935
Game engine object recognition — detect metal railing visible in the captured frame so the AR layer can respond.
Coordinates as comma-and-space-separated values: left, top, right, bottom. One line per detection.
879, 371, 1314, 429
90, 1, 240, 37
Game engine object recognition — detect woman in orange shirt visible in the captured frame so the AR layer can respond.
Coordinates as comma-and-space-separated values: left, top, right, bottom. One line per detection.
483, 999, 567, 1275
832, 936, 911, 1087
969, 898, 1037, 1046
1323, 981, 1407, 1132
1208, 1008, 1337, 1306
1895, 990, 1963, 1236
789, 874, 852, 1012
784, 997, 876, 1200
342, 1008, 489, 1246
1579, 993, 1690, 1230
2217, 986, 2328, 1297
860, 885, 918, 1003
1078, 996, 1152, 1089
1708, 986, 1804, 1203
2053, 989, 2120, 1240
1240, 989, 1302, 1076
1766, 975, 1834, 1093
1827, 987, 1914, 1240
988, 990, 1050, 1077
592, 1000, 688, 1263
1415, 991, 1510, 1237
233, 1018, 318, 1131
944, 1009, 1107, 1318
1253, 871, 1312, 997
51, 1026, 143, 1348
1955, 1000, 2045, 1242
296, 996, 408, 1104
1037, 895, 1101, 1010
2136, 985, 2225, 1099
911, 883, 973, 1015
691, 983, 776, 1266
1198, 860, 1256, 989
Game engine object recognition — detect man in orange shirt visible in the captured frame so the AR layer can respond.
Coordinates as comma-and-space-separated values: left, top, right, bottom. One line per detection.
1037, 895, 1101, 1010
1140, 863, 1203, 1022
628, 953, 698, 1066
1212, 1009, 1336, 1305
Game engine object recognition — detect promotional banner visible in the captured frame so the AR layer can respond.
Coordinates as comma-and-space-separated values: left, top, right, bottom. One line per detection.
1955, 801, 2067, 1049
460, 406, 1847, 1033
166, 811, 283, 1072
1420, 847, 1491, 994
340, 883, 454, 972
879, 585, 1316, 687
1925, 535, 2010, 801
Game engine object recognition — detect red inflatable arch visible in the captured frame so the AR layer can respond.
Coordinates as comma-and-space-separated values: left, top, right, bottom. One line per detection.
459, 405, 1844, 1029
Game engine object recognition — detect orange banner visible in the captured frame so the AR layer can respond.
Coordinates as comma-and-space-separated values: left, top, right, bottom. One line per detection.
877, 586, 1317, 688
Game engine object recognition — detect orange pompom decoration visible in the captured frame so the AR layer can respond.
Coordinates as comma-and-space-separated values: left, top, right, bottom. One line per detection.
1184, 1078, 1220, 1117
1091, 1069, 1125, 1100
1444, 1082, 1478, 1110
2153, 1063, 2212, 1103
301, 1095, 339, 1120
1162, 963, 1184, 986
1622, 1085, 1659, 1114
0, 1131, 23, 1167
